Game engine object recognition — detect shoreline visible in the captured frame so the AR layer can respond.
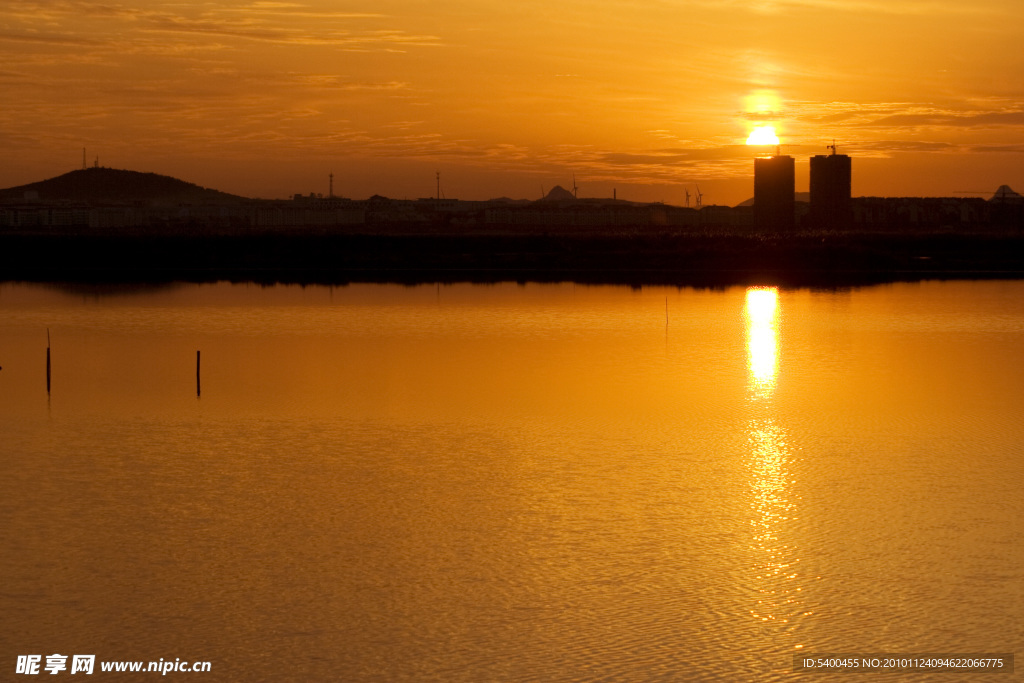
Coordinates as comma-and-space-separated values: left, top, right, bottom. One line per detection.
3, 230, 1024, 287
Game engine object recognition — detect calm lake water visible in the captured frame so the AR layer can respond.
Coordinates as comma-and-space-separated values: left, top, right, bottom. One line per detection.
1, 280, 1022, 681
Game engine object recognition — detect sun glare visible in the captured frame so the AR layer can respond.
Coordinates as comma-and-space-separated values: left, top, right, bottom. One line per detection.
747, 126, 780, 146
745, 287, 779, 396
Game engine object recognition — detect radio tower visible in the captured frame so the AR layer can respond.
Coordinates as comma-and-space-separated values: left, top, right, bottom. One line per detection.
329, 172, 334, 198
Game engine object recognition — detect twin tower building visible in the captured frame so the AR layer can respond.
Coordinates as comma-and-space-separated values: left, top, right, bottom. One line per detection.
754, 147, 851, 230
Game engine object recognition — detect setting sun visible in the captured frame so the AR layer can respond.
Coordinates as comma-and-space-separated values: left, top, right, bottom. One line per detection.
0, 0, 1021, 203
747, 126, 780, 146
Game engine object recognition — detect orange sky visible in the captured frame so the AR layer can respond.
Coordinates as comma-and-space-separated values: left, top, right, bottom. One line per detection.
1, 0, 1023, 205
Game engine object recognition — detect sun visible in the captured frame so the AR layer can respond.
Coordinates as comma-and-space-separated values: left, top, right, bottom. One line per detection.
746, 125, 780, 146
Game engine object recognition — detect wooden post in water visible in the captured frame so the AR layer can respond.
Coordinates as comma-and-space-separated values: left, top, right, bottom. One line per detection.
46, 328, 51, 395
196, 350, 201, 397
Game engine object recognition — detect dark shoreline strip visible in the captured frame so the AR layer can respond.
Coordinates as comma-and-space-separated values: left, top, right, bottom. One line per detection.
2, 232, 1024, 288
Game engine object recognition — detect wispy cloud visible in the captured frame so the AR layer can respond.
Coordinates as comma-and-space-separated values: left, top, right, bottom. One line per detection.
857, 110, 1024, 128
969, 144, 1024, 153
789, 100, 1024, 132
294, 75, 410, 91
0, 0, 443, 52
852, 140, 959, 152
0, 31, 107, 46
675, 0, 995, 15
140, 15, 441, 49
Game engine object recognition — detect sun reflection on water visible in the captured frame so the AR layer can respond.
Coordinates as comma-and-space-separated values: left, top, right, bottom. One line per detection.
747, 417, 799, 626
745, 287, 779, 400
742, 286, 805, 639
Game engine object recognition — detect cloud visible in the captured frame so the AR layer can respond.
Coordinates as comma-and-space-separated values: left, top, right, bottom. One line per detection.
0, 1, 442, 52
0, 31, 107, 46
524, 144, 799, 182
802, 108, 899, 123
857, 110, 1024, 129
968, 144, 1024, 153
296, 76, 410, 91
600, 152, 692, 165
852, 140, 958, 152
219, 3, 386, 20
682, 0, 994, 15
140, 15, 442, 49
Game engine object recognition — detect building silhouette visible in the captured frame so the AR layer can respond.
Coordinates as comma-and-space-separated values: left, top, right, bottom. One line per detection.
810, 148, 852, 229
754, 154, 795, 231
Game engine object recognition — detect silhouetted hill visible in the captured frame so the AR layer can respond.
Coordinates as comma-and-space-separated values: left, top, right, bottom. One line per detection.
538, 185, 577, 202
0, 168, 246, 204
991, 185, 1023, 202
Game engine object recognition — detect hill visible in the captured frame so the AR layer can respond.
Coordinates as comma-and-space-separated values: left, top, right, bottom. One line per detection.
992, 185, 1023, 202
538, 185, 577, 202
0, 167, 246, 204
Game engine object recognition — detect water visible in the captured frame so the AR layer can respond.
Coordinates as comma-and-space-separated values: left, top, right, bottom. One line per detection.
1, 280, 1022, 681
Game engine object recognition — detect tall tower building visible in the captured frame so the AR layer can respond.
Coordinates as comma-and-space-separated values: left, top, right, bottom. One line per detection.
810, 146, 852, 229
754, 154, 795, 231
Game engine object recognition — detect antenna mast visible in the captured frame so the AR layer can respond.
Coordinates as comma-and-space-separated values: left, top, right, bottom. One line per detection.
329, 172, 334, 198
436, 171, 440, 200
572, 173, 578, 199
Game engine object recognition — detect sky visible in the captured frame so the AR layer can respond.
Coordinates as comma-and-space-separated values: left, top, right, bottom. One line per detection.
1, 0, 1023, 206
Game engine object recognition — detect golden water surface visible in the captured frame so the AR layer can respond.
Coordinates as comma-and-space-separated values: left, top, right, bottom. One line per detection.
1, 280, 1022, 681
